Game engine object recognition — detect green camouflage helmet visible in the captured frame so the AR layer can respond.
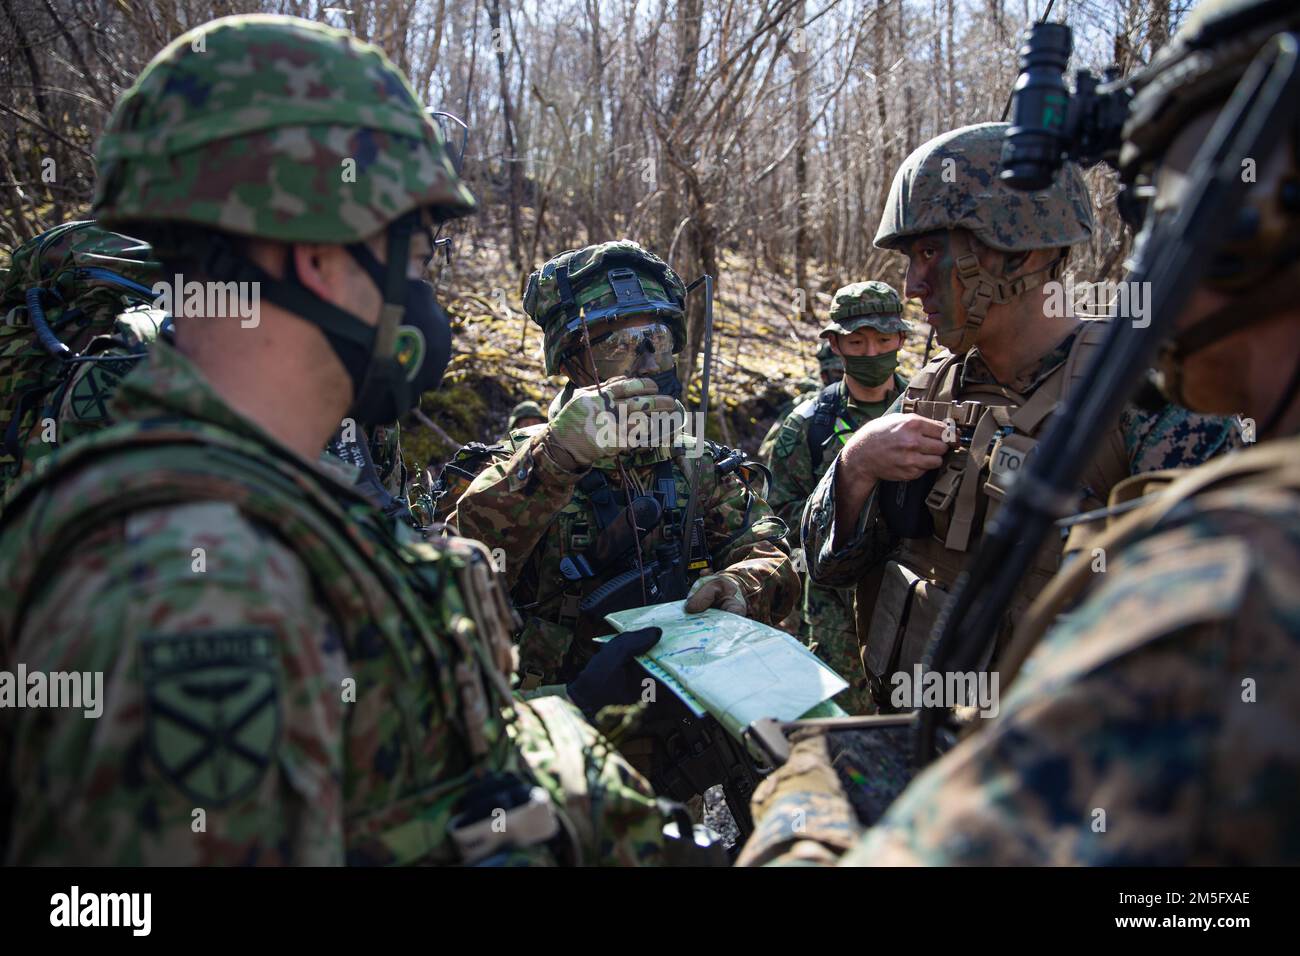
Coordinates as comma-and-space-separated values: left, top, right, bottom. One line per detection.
821, 281, 909, 337
875, 122, 1093, 253
508, 400, 547, 429
816, 341, 844, 372
93, 14, 476, 244
523, 240, 687, 375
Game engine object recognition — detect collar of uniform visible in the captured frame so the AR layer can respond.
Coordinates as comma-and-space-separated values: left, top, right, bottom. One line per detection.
960, 327, 1080, 393
842, 371, 908, 416
109, 338, 323, 469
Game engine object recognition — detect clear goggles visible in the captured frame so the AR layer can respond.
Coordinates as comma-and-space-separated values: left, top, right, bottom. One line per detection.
578, 322, 676, 379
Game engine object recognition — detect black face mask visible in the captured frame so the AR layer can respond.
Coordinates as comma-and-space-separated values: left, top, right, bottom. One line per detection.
652, 367, 683, 400
345, 275, 451, 427
198, 211, 452, 430
332, 220, 452, 428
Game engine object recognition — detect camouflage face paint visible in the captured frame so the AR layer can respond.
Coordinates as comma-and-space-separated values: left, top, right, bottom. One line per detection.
910, 232, 963, 349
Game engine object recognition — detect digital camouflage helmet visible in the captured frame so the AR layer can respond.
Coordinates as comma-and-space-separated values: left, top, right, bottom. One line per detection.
92, 14, 477, 427
816, 341, 844, 376
875, 122, 1093, 354
524, 241, 687, 376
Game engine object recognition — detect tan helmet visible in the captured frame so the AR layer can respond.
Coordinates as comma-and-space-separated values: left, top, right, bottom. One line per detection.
875, 122, 1094, 353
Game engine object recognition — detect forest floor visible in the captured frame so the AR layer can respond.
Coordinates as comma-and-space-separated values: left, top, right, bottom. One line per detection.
405, 232, 932, 474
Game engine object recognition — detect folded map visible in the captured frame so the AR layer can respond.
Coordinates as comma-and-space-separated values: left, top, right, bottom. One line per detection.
604, 600, 849, 738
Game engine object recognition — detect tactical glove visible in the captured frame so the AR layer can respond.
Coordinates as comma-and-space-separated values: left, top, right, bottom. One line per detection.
565, 626, 662, 718
537, 377, 679, 473
684, 572, 748, 617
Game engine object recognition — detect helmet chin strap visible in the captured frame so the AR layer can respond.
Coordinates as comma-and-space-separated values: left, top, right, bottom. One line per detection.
947, 231, 1067, 354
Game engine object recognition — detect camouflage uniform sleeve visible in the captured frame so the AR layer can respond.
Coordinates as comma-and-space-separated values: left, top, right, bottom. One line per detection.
454, 430, 580, 590
510, 695, 669, 865
702, 452, 800, 624
766, 409, 817, 539
801, 455, 897, 588
842, 494, 1294, 865
4, 501, 347, 866
735, 733, 865, 867
1121, 403, 1240, 473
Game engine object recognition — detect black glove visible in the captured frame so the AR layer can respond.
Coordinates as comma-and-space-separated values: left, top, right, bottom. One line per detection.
566, 626, 662, 718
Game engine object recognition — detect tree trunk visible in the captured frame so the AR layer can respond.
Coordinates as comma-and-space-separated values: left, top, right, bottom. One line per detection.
658, 0, 703, 256
486, 0, 523, 271
792, 0, 810, 319
873, 0, 894, 216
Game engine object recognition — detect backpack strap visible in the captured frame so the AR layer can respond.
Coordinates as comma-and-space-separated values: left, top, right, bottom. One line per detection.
806, 379, 846, 472
1003, 435, 1300, 687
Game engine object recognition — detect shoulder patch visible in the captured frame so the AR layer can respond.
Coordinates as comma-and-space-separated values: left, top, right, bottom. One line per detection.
67, 358, 139, 425
773, 417, 805, 461
142, 627, 280, 807
773, 423, 799, 461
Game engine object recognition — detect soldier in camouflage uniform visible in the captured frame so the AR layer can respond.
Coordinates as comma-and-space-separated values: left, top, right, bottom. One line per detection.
455, 240, 798, 691
800, 122, 1238, 714
757, 344, 841, 641
508, 400, 547, 433
421, 405, 550, 530
767, 282, 910, 712
0, 222, 166, 500
816, 340, 844, 386
322, 420, 424, 528
758, 377, 818, 467
740, 0, 1299, 866
757, 345, 843, 468
0, 15, 677, 866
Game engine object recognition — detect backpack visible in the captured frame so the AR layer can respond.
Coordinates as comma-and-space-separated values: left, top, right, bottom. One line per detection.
429, 441, 507, 525
0, 221, 162, 493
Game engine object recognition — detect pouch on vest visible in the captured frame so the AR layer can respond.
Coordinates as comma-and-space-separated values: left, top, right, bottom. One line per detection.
983, 432, 1038, 526
516, 616, 574, 689
862, 561, 950, 712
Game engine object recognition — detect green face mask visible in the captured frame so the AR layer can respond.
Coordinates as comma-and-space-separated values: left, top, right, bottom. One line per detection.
841, 350, 899, 388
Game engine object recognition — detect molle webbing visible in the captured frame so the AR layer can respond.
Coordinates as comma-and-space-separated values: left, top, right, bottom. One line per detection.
893, 320, 1129, 594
